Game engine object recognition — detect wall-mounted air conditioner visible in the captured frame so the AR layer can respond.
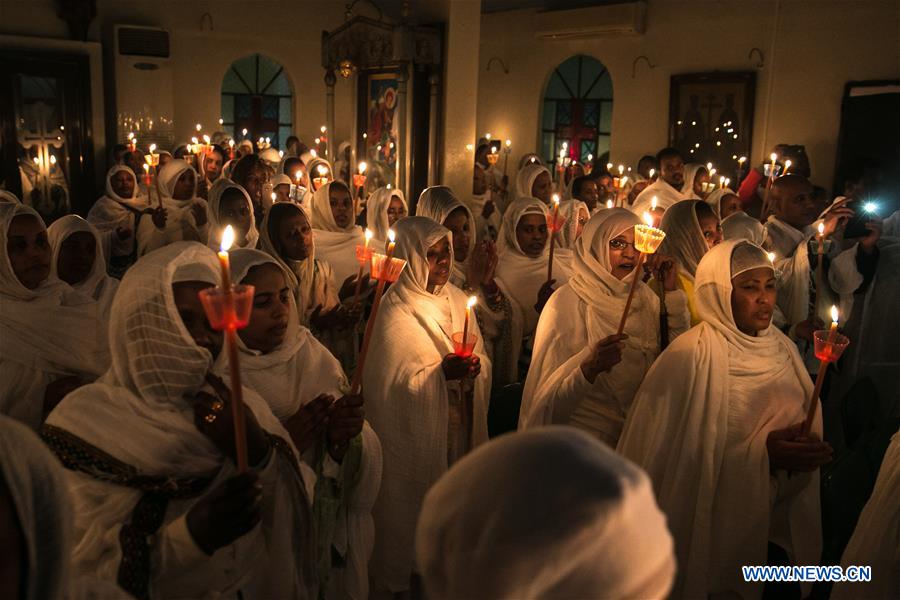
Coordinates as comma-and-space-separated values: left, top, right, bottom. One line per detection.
535, 1, 647, 39
113, 25, 175, 148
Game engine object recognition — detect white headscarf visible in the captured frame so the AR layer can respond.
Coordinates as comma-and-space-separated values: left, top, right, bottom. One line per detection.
704, 187, 736, 218
44, 242, 316, 598
631, 178, 685, 215
156, 158, 198, 206
416, 426, 675, 600
722, 210, 767, 245
416, 185, 475, 286
306, 157, 334, 188
680, 163, 706, 200
515, 163, 551, 200
658, 199, 710, 282
103, 165, 145, 209
47, 214, 119, 305
205, 179, 259, 250
308, 181, 363, 286
259, 201, 339, 321
618, 240, 820, 599
0, 203, 109, 377
517, 153, 544, 169
366, 186, 407, 244
495, 197, 569, 335
87, 165, 147, 256
0, 190, 21, 204
557, 199, 589, 249
362, 216, 491, 593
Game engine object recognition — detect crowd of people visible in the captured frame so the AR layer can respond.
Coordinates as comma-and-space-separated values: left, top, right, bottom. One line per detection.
0, 130, 897, 600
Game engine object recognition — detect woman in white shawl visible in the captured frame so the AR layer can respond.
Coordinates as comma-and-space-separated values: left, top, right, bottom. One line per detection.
87, 164, 150, 277
309, 180, 366, 287
307, 156, 334, 193
416, 426, 675, 600
520, 209, 689, 446
680, 162, 710, 200
417, 185, 524, 388
722, 210, 767, 245
653, 199, 723, 325
495, 198, 571, 354
832, 430, 900, 600
618, 240, 830, 599
705, 187, 742, 219
366, 186, 407, 247
557, 198, 589, 249
333, 141, 351, 184
221, 249, 381, 600
47, 215, 119, 312
206, 179, 259, 250
515, 162, 553, 205
137, 158, 209, 255
0, 204, 109, 429
362, 217, 491, 596
42, 242, 317, 599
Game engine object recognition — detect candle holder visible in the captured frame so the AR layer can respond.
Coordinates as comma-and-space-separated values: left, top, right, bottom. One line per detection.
352, 173, 367, 190
369, 252, 406, 282
763, 163, 783, 178
451, 332, 477, 358
355, 244, 374, 265
312, 177, 328, 191
583, 163, 594, 176
486, 152, 499, 166
634, 224, 666, 254
198, 285, 255, 330
812, 330, 850, 363
144, 153, 160, 167
700, 181, 717, 194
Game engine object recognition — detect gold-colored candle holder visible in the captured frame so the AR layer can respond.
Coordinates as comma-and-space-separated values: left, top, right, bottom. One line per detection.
144, 153, 160, 167
634, 224, 666, 254
487, 152, 499, 165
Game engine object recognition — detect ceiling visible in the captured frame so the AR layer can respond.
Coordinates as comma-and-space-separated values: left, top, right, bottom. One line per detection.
357, 0, 631, 24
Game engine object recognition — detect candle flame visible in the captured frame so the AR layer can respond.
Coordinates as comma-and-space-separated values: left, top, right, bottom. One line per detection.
467, 296, 477, 309
817, 222, 825, 235
739, 156, 747, 163
218, 118, 224, 125
767, 252, 776, 263
649, 168, 656, 178
279, 150, 284, 158
195, 123, 202, 131
271, 192, 277, 202
491, 147, 497, 154
295, 171, 303, 182
191, 136, 198, 145
50, 155, 56, 164
485, 133, 492, 140
770, 153, 778, 162
320, 125, 326, 133
620, 176, 629, 185
642, 212, 654, 227
606, 199, 614, 209
505, 139, 511, 147
618, 164, 624, 175
651, 196, 658, 210
552, 193, 560, 206
587, 153, 593, 161
785, 159, 792, 169
149, 143, 157, 153
242, 128, 248, 135
220, 225, 235, 252
127, 132, 134, 140
203, 134, 210, 144
317, 165, 328, 176
143, 163, 150, 172
465, 143, 474, 152
387, 229, 396, 243
606, 162, 613, 170
365, 229, 374, 241
830, 305, 839, 324
706, 162, 713, 171
358, 161, 367, 174
229, 140, 235, 147
310, 149, 318, 158
720, 176, 726, 184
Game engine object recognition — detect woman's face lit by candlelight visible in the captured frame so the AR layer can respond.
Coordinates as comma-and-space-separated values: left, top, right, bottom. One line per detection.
240, 263, 290, 353
6, 214, 51, 289
386, 196, 406, 226
443, 207, 471, 262
608, 228, 639, 281
730, 267, 776, 336
426, 236, 452, 293
515, 214, 548, 258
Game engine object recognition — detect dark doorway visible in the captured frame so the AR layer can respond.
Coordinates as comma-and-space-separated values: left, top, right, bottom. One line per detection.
0, 49, 96, 221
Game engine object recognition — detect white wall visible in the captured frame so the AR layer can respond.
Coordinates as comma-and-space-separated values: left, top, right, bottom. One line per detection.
477, 0, 900, 190
0, 0, 358, 151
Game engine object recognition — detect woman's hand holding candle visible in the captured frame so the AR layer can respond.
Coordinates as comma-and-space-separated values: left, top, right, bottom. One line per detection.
580, 334, 628, 383
766, 423, 833, 473
326, 394, 365, 461
442, 353, 481, 381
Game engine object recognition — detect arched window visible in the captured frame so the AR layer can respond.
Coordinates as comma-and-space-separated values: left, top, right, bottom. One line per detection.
540, 55, 613, 167
221, 54, 293, 148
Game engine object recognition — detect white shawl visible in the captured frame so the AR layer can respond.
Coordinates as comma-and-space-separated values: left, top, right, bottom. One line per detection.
659, 199, 709, 283
205, 178, 259, 250
557, 198, 588, 249
362, 217, 491, 593
520, 209, 689, 446
495, 197, 571, 337
515, 163, 551, 201
366, 186, 407, 245
832, 431, 900, 600
618, 239, 821, 599
0, 204, 110, 429
416, 426, 675, 600
722, 210, 767, 245
221, 249, 382, 600
680, 163, 705, 200
47, 214, 119, 310
309, 181, 364, 286
44, 242, 316, 599
137, 159, 209, 255
86, 165, 148, 260
705, 187, 736, 218
632, 178, 684, 215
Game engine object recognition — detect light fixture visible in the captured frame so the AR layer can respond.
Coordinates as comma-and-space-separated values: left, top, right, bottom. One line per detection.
339, 59, 355, 78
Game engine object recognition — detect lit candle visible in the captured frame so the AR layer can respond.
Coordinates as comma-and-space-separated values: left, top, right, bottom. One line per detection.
385, 228, 396, 258
784, 159, 792, 174
651, 196, 658, 211
504, 139, 512, 175
606, 162, 614, 171
719, 175, 726, 189
767, 251, 776, 263
803, 305, 845, 436
769, 153, 778, 178
218, 225, 234, 291
353, 229, 375, 305
228, 139, 235, 159
485, 132, 492, 140
462, 295, 477, 351
547, 194, 561, 282
313, 164, 329, 190
618, 164, 624, 176
617, 211, 666, 335
606, 199, 614, 209
815, 221, 826, 313
195, 123, 202, 132
649, 168, 656, 180
142, 163, 151, 186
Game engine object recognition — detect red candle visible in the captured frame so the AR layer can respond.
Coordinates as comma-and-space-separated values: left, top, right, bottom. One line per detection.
218, 226, 248, 472
547, 194, 560, 282
462, 295, 477, 350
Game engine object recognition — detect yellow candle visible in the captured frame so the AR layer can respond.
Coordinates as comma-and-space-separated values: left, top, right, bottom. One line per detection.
462, 295, 477, 347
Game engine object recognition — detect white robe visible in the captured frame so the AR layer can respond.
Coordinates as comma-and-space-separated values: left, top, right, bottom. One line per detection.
47, 214, 119, 312
86, 165, 149, 264
520, 209, 689, 446
832, 431, 900, 600
632, 178, 685, 215
361, 217, 491, 593
137, 159, 209, 255
618, 240, 821, 600
309, 181, 364, 286
219, 249, 382, 600
0, 204, 109, 429
43, 242, 316, 599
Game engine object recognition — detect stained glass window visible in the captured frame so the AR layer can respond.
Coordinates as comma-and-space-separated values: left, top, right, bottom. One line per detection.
221, 54, 293, 148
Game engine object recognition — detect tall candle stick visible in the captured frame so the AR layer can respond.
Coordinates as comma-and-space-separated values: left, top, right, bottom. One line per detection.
815, 221, 825, 316
462, 295, 477, 349
802, 306, 841, 436
617, 212, 666, 335
503, 139, 511, 177
760, 152, 778, 222
353, 229, 374, 305
217, 226, 248, 471
547, 194, 561, 282
351, 229, 397, 395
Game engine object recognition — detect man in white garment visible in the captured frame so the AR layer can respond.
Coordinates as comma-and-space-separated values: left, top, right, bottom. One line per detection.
632, 148, 686, 214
